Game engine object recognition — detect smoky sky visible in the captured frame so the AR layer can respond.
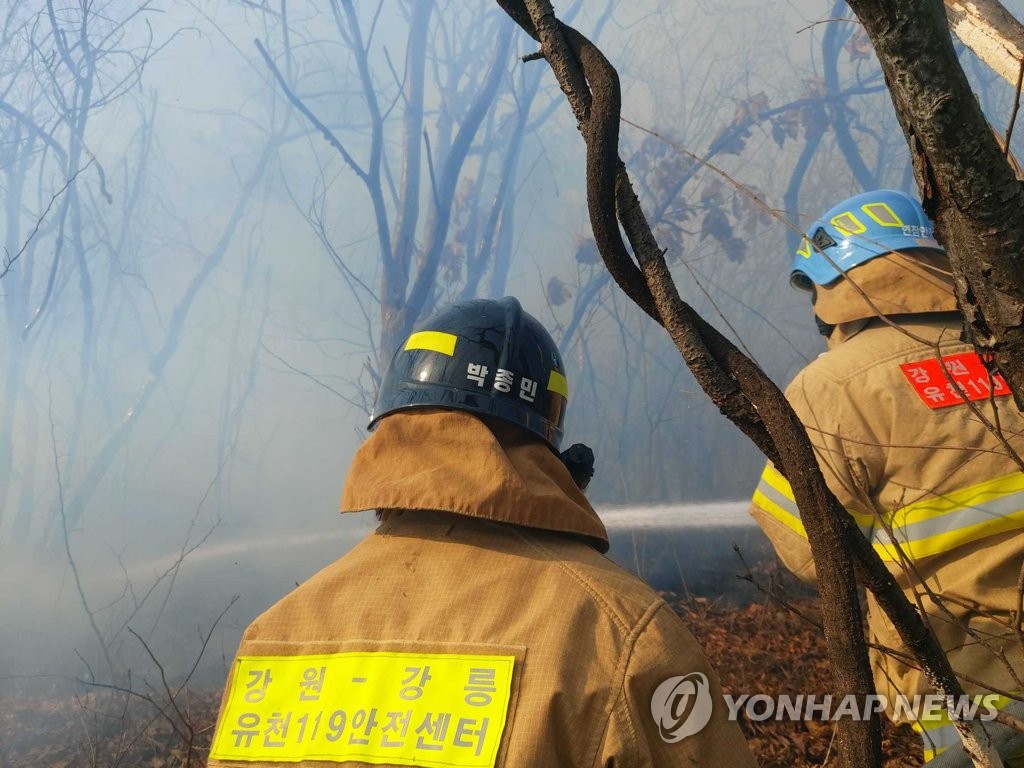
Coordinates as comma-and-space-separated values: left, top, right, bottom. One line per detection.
2, 0, 1022, 684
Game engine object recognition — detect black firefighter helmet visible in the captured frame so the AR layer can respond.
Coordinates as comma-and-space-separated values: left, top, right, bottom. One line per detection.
369, 297, 569, 451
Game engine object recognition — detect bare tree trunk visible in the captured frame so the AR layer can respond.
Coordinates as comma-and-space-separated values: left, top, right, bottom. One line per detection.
850, 0, 1024, 417
397, 19, 514, 338
823, 0, 879, 190
391, 0, 432, 331
0, 149, 29, 528
259, 4, 529, 369
49, 141, 278, 543
945, 0, 1024, 86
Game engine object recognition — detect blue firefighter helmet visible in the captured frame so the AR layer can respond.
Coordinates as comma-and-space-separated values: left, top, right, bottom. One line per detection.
369, 297, 568, 450
790, 190, 945, 291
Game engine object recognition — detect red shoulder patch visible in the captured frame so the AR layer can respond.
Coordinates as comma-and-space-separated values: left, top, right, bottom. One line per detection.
899, 352, 1011, 409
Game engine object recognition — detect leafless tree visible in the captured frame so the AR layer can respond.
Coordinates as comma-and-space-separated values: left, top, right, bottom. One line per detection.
251, 0, 614, 385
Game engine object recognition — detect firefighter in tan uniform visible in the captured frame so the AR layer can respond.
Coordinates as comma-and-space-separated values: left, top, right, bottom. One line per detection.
209, 297, 755, 768
749, 190, 1024, 764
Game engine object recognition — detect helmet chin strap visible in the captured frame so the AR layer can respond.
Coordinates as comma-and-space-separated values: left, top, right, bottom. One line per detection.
559, 443, 594, 492
810, 287, 836, 338
815, 314, 836, 338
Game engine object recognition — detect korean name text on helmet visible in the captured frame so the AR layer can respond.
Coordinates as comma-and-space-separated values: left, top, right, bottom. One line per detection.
790, 189, 945, 291
369, 297, 569, 450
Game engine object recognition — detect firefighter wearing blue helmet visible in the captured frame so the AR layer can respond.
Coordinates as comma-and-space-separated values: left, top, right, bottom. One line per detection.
211, 296, 756, 768
790, 189, 958, 339
749, 190, 1024, 764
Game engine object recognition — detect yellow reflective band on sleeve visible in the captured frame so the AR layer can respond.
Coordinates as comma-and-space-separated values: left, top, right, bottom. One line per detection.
752, 464, 808, 538
752, 488, 809, 539
873, 472, 1024, 561
404, 331, 458, 357
546, 370, 568, 398
914, 716, 962, 762
912, 693, 1014, 761
210, 652, 514, 767
760, 464, 796, 502
755, 465, 1024, 562
752, 463, 875, 539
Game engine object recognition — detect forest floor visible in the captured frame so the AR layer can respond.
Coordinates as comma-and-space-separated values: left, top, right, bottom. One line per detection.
1, 597, 924, 767
676, 594, 923, 767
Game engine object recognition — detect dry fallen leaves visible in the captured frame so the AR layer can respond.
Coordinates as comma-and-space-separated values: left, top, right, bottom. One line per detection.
673, 594, 924, 768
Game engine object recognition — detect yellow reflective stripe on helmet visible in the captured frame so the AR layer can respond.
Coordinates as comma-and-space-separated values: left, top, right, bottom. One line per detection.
874, 472, 1024, 561
547, 370, 568, 398
404, 330, 457, 356
861, 201, 903, 227
830, 211, 866, 236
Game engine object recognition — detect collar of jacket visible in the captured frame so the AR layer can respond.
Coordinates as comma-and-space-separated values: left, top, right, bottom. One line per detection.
825, 311, 963, 350
825, 318, 871, 348
340, 409, 610, 552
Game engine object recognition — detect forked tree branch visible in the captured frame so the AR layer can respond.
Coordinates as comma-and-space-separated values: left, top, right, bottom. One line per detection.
496, 1, 1001, 765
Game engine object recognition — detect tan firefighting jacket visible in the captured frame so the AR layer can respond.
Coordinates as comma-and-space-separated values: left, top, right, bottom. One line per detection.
209, 409, 755, 768
749, 314, 1024, 759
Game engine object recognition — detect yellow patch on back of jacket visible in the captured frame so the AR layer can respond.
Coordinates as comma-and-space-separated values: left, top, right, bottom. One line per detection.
899, 351, 1011, 409
210, 651, 514, 766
